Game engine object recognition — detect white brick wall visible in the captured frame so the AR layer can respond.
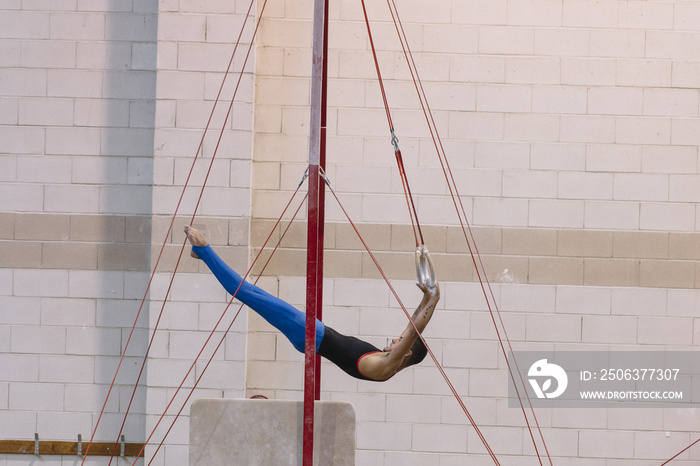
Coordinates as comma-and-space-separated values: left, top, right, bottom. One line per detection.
0, 0, 160, 463
3, 0, 700, 464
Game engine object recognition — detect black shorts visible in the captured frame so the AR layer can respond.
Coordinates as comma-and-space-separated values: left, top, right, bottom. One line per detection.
317, 326, 382, 381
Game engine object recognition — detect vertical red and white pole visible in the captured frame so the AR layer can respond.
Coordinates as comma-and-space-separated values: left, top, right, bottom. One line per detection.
304, 0, 328, 463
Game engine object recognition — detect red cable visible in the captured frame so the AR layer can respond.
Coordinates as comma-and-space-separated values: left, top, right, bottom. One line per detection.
360, 0, 423, 247
661, 437, 700, 465
84, 16, 248, 463
383, 0, 552, 463
359, 2, 526, 460
93, 1, 548, 463
360, 0, 393, 131
84, 0, 265, 463
133, 187, 309, 465
394, 149, 423, 246
323, 169, 500, 464
131, 2, 270, 461
384, 2, 554, 463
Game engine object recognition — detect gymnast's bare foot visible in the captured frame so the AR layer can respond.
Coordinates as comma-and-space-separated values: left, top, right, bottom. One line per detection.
184, 225, 207, 258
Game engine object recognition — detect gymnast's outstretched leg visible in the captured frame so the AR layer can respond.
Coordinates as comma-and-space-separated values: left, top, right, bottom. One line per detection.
185, 225, 324, 352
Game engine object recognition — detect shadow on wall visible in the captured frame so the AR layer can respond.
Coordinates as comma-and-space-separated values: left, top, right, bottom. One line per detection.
91, 0, 158, 446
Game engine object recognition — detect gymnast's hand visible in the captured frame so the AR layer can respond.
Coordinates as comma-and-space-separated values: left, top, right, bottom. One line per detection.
415, 245, 438, 297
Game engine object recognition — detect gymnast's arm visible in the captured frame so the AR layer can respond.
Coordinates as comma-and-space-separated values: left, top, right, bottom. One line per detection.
384, 280, 439, 364
358, 247, 439, 379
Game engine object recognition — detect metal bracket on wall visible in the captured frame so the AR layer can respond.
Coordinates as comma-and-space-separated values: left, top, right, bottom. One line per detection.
0, 435, 145, 457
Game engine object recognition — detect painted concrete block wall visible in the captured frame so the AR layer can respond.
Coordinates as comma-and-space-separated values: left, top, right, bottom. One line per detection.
0, 0, 159, 465
148, 0, 256, 464
2, 0, 700, 465
248, 0, 700, 464
0, 0, 254, 465
252, 0, 700, 272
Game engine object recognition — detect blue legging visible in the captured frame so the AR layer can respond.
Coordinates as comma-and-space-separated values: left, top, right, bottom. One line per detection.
193, 245, 325, 352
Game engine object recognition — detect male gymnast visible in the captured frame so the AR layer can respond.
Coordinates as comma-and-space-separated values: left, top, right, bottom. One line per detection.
185, 225, 439, 382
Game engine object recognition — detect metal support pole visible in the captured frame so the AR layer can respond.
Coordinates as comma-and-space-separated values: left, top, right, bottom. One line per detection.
303, 0, 328, 464
315, 0, 329, 402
